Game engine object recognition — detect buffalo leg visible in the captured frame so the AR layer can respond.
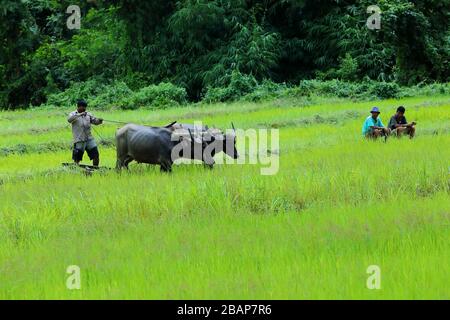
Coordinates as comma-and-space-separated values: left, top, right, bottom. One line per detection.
124, 156, 133, 169
116, 156, 132, 171
116, 159, 125, 171
160, 161, 172, 173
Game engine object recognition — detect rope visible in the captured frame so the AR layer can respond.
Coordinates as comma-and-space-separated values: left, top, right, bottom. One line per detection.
101, 119, 131, 125
101, 119, 176, 128
91, 125, 107, 143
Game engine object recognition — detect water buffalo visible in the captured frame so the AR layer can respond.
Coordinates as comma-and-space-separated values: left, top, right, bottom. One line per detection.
116, 124, 208, 172
116, 123, 238, 172
168, 122, 239, 166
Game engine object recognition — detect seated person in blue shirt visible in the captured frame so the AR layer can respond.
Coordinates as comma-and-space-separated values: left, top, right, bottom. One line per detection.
362, 107, 390, 139
388, 106, 416, 139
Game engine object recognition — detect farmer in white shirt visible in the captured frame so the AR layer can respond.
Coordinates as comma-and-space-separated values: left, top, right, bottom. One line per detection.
67, 99, 103, 166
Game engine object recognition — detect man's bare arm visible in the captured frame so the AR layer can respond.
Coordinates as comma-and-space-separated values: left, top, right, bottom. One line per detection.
89, 115, 103, 125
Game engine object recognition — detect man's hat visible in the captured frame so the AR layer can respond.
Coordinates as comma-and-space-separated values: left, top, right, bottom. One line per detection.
370, 107, 380, 114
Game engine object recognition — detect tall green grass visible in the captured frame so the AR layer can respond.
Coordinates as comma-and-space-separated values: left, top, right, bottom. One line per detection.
0, 95, 449, 299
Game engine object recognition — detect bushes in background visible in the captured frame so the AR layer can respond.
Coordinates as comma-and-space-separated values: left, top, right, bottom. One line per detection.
47, 77, 108, 107
120, 82, 188, 110
45, 76, 449, 110
204, 79, 400, 103
48, 80, 187, 110
205, 79, 448, 103
293, 80, 400, 100
90, 81, 133, 109
203, 70, 258, 103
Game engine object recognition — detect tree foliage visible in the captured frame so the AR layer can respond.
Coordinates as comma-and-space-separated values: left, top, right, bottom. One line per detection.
0, 0, 448, 108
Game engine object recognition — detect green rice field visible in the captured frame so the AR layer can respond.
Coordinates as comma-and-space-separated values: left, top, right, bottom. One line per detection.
0, 95, 449, 299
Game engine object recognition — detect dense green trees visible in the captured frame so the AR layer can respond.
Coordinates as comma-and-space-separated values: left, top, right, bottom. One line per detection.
0, 0, 448, 108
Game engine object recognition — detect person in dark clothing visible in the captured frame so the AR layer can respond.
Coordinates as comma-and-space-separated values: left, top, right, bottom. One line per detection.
388, 106, 416, 139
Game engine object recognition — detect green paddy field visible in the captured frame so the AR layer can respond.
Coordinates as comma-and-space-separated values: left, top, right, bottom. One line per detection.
0, 95, 449, 299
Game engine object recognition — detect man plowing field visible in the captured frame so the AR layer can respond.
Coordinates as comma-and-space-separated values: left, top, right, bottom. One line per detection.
67, 99, 103, 166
